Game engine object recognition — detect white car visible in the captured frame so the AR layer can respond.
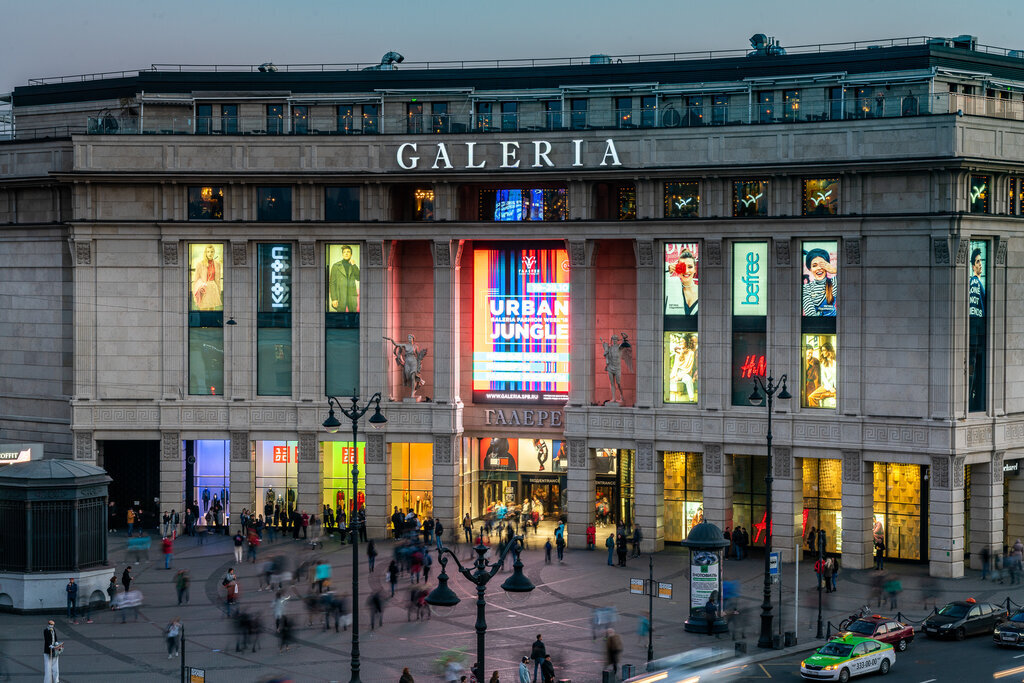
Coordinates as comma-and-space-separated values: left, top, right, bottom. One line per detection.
800, 635, 896, 682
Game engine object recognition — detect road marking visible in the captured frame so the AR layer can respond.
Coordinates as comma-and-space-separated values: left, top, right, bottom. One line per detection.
759, 663, 772, 678
918, 679, 936, 682
1014, 653, 1024, 659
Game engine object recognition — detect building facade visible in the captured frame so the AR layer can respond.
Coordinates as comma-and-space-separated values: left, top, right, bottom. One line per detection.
3, 36, 1024, 577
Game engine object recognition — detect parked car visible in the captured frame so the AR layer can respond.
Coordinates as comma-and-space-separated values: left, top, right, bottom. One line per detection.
922, 598, 1007, 640
800, 635, 895, 682
838, 614, 915, 651
994, 608, 1024, 647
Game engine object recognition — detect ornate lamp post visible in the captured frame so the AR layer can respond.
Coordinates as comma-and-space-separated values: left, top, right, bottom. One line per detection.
425, 532, 535, 676
748, 374, 791, 650
322, 393, 387, 683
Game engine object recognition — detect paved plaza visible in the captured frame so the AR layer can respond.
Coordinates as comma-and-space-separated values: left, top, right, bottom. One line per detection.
2, 527, 1021, 682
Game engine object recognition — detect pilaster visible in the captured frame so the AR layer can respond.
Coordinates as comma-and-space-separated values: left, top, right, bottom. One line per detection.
160, 241, 183, 399
770, 446, 801, 563
1006, 462, 1024, 548
840, 449, 873, 569
73, 238, 96, 399
296, 432, 320, 517
701, 238, 725, 409
159, 431, 184, 524
364, 433, 389, 540
633, 440, 664, 553
968, 453, 1003, 569
929, 455, 966, 577
634, 240, 657, 409
432, 434, 460, 535
431, 240, 463, 404
228, 240, 251, 399
228, 431, 253, 529
702, 445, 732, 533
296, 241, 320, 400
566, 439, 595, 548
567, 240, 595, 407
73, 430, 96, 463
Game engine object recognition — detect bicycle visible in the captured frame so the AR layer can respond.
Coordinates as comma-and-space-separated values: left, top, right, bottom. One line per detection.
837, 605, 871, 631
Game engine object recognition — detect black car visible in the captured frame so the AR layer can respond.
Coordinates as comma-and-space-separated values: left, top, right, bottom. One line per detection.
922, 599, 1007, 640
994, 609, 1024, 647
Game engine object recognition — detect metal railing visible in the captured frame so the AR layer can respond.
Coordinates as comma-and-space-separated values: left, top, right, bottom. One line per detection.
71, 93, 1024, 139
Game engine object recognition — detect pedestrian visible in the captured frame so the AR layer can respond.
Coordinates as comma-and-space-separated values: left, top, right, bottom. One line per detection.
367, 540, 378, 572
277, 614, 294, 653
616, 532, 628, 567
107, 574, 118, 605
445, 659, 463, 683
423, 549, 433, 584
544, 538, 552, 564
162, 535, 174, 569
555, 533, 565, 563
884, 575, 902, 610
823, 557, 834, 593
631, 524, 642, 557
705, 592, 719, 637
247, 529, 260, 563
637, 614, 650, 644
126, 508, 136, 537
400, 667, 415, 683
541, 654, 555, 683
387, 560, 399, 596
165, 617, 181, 658
830, 555, 840, 592
605, 628, 623, 676
369, 590, 385, 629
44, 619, 60, 683
314, 560, 331, 594
981, 545, 991, 580
170, 568, 189, 605
530, 634, 547, 682
273, 591, 289, 630
463, 513, 473, 544
586, 523, 596, 550
233, 530, 245, 564
65, 578, 78, 624
121, 566, 132, 593
519, 656, 531, 683
489, 671, 500, 683
606, 533, 615, 566
874, 537, 886, 570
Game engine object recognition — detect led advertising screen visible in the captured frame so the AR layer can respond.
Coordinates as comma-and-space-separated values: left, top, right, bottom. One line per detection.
801, 333, 837, 409
969, 240, 987, 318
664, 332, 698, 404
732, 242, 768, 316
664, 242, 700, 316
802, 241, 838, 317
326, 243, 361, 313
189, 243, 224, 312
257, 244, 292, 313
479, 438, 566, 473
473, 246, 570, 404
731, 332, 767, 406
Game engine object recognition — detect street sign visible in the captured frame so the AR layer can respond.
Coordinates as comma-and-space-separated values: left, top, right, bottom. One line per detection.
629, 578, 645, 594
769, 552, 779, 575
657, 582, 673, 599
189, 668, 206, 683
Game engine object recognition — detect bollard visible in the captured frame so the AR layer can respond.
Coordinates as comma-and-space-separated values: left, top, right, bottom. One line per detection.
784, 631, 797, 647
621, 664, 635, 679
735, 641, 747, 655
772, 633, 782, 649
602, 670, 615, 683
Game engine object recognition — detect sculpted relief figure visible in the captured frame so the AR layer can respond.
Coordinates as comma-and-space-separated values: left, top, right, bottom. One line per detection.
384, 334, 428, 400
600, 333, 634, 405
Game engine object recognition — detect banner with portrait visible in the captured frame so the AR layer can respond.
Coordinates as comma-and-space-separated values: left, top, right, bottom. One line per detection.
664, 332, 698, 404
801, 241, 838, 317
801, 334, 837, 409
189, 243, 224, 312
326, 244, 361, 313
664, 242, 700, 317
968, 239, 988, 412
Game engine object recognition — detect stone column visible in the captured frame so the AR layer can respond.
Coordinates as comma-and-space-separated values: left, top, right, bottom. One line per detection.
771, 446, 802, 563
364, 432, 389, 540
296, 432, 321, 518
431, 240, 463, 404
159, 431, 184, 522
73, 430, 96, 464
567, 241, 594, 407
701, 239, 726, 409
73, 239, 96, 399
296, 242, 320, 401
702, 444, 732, 533
228, 241, 251, 399
968, 452, 1004, 569
229, 431, 254, 529
160, 241, 184, 399
633, 440, 664, 553
840, 450, 874, 569
929, 455, 966, 578
566, 439, 595, 549
432, 434, 460, 536
634, 240, 657, 409
362, 241, 389, 396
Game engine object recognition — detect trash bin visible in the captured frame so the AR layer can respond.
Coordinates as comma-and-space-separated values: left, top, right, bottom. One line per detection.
785, 631, 797, 647
772, 633, 782, 649
621, 664, 635, 679
602, 670, 615, 683
735, 641, 747, 655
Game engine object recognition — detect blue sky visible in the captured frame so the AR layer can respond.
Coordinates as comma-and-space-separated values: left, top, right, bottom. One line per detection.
2, 0, 1021, 94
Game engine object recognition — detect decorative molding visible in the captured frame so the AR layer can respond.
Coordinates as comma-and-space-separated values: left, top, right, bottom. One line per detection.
230, 432, 248, 461
933, 238, 950, 265
433, 436, 453, 464
73, 431, 93, 461
955, 239, 969, 266
366, 241, 385, 267
161, 431, 181, 461
298, 433, 317, 463
94, 407, 160, 425
863, 424, 928, 446
724, 419, 766, 438
365, 433, 385, 464
431, 240, 451, 267
704, 239, 722, 266
703, 444, 723, 475
844, 238, 862, 266
568, 439, 587, 469
588, 412, 634, 433
772, 446, 792, 479
794, 422, 841, 442
250, 407, 290, 424
775, 241, 791, 266
180, 407, 228, 425
568, 240, 587, 267
995, 451, 1006, 485
298, 242, 315, 267
930, 456, 949, 489
74, 241, 91, 265
162, 242, 179, 266
636, 441, 654, 472
636, 240, 655, 267
1006, 423, 1024, 442
841, 450, 862, 484
654, 416, 703, 435
953, 455, 966, 488
996, 240, 1008, 266
231, 242, 247, 267
966, 425, 993, 447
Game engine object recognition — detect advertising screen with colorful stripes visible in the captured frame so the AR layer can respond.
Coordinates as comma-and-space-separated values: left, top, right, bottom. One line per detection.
473, 245, 570, 404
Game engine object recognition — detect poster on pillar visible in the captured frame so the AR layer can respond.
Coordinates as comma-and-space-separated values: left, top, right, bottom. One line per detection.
690, 550, 720, 609
472, 244, 570, 404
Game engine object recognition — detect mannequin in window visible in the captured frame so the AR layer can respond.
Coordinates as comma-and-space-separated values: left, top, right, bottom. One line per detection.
202, 488, 211, 512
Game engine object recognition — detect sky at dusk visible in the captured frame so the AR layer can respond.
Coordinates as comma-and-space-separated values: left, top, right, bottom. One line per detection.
2, 0, 1022, 95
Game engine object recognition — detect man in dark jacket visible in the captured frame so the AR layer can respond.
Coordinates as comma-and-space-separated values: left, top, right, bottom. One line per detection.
44, 619, 60, 682
530, 634, 547, 682
541, 654, 555, 683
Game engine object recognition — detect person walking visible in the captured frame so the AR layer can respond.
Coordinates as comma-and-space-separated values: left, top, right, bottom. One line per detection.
121, 566, 132, 593
44, 620, 60, 683
555, 533, 565, 563
606, 533, 615, 566
519, 656, 531, 683
463, 513, 473, 545
530, 634, 547, 682
165, 617, 181, 658
107, 574, 118, 606
369, 590, 385, 629
387, 560, 399, 597
233, 531, 245, 564
605, 628, 623, 677
541, 654, 555, 683
884, 574, 902, 610
367, 540, 378, 572
65, 578, 78, 624
175, 569, 191, 605
822, 557, 834, 593
981, 545, 992, 580
544, 538, 552, 564
830, 555, 840, 592
399, 667, 415, 683
874, 537, 886, 570
162, 535, 174, 570
705, 593, 719, 637
273, 590, 289, 630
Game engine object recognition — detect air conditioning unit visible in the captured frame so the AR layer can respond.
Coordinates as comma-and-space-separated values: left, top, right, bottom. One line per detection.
590, 54, 612, 65
952, 34, 978, 51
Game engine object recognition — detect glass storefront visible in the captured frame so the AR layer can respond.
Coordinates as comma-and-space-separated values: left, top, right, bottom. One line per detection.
872, 463, 926, 561
255, 440, 298, 517
192, 440, 229, 524
322, 441, 365, 516
802, 458, 842, 553
664, 452, 703, 543
733, 454, 769, 548
391, 443, 434, 518
594, 448, 635, 527
476, 438, 567, 520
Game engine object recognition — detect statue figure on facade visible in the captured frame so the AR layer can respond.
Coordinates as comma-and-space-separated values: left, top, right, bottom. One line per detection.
600, 333, 634, 405
384, 334, 428, 400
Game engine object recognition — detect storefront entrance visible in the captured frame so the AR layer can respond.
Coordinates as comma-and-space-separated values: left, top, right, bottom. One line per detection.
475, 437, 567, 520
391, 443, 433, 518
664, 452, 703, 543
102, 440, 160, 530
322, 441, 365, 518
522, 476, 564, 519
802, 458, 842, 554
873, 463, 927, 561
255, 440, 298, 520
187, 440, 230, 525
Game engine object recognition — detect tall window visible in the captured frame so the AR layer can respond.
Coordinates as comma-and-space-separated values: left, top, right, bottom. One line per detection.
188, 186, 224, 220
801, 240, 838, 409
325, 186, 360, 221
783, 90, 800, 121
337, 105, 354, 134
617, 186, 636, 220
431, 102, 449, 133
266, 104, 284, 135
361, 104, 379, 134
291, 105, 309, 134
664, 242, 700, 404
477, 188, 567, 221
545, 100, 562, 129
325, 244, 361, 396
757, 91, 774, 123
391, 443, 434, 518
733, 454, 768, 548
733, 180, 768, 217
664, 452, 703, 542
616, 96, 632, 128
323, 442, 365, 513
500, 102, 518, 131
188, 243, 225, 395
711, 94, 728, 125
873, 463, 924, 561
684, 95, 703, 126
413, 188, 435, 220
731, 242, 768, 405
828, 86, 844, 121
664, 182, 699, 218
640, 96, 657, 127
968, 240, 988, 412
1009, 178, 1018, 216
196, 104, 213, 134
257, 244, 292, 396
970, 175, 990, 213
569, 98, 587, 130
407, 102, 423, 134
802, 459, 842, 553
802, 178, 839, 216
256, 441, 298, 517
476, 102, 493, 131
257, 187, 292, 221
220, 105, 238, 134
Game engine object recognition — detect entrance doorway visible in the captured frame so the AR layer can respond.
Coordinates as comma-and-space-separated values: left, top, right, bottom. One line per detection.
523, 477, 564, 518
101, 440, 160, 531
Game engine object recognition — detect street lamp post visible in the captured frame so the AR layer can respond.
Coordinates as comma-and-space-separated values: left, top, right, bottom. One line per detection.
748, 374, 791, 650
322, 393, 387, 683
425, 531, 535, 676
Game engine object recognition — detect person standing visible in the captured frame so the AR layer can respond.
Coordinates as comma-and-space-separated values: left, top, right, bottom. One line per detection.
387, 560, 399, 597
616, 531, 628, 567
233, 531, 244, 564
162, 535, 174, 570
165, 617, 181, 658
704, 593, 719, 637
65, 578, 78, 624
126, 508, 136, 537
367, 540, 378, 572
121, 566, 132, 593
606, 533, 615, 566
544, 538, 552, 564
175, 569, 191, 605
463, 513, 473, 545
530, 634, 547, 682
555, 533, 565, 563
822, 557, 834, 593
400, 667, 416, 683
874, 537, 886, 570
43, 620, 60, 683
519, 656, 531, 683
541, 654, 555, 683
107, 574, 118, 605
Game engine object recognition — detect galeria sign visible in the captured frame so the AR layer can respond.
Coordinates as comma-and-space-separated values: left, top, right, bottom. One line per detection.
396, 139, 622, 170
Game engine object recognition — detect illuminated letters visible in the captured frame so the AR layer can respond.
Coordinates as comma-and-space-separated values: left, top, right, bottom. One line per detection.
432, 143, 453, 169
741, 251, 760, 306
396, 142, 419, 170
500, 141, 520, 168
532, 140, 554, 168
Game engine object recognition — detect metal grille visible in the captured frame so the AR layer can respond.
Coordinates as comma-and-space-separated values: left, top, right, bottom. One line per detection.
77, 497, 107, 568
33, 501, 74, 572
0, 501, 27, 571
